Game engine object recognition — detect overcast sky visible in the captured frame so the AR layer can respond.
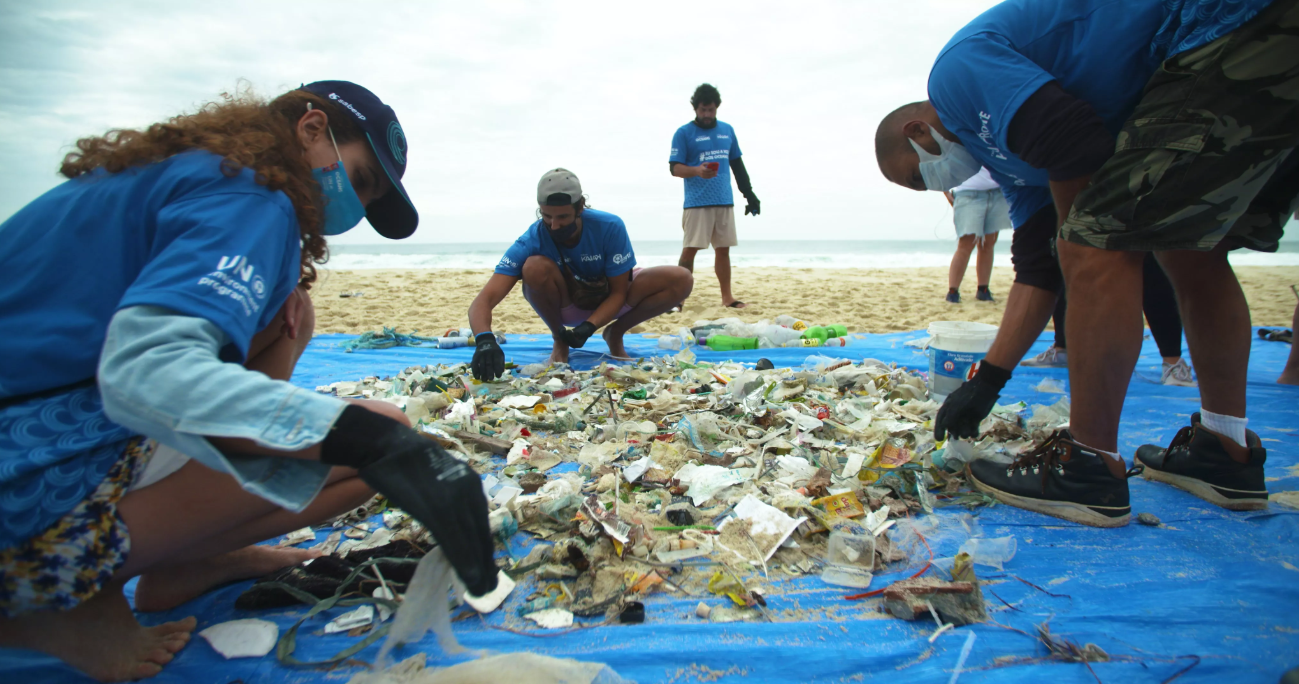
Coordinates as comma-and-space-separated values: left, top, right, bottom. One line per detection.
14, 0, 1272, 248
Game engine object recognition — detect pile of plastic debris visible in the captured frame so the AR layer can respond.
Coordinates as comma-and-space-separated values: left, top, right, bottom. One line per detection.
271, 346, 1071, 638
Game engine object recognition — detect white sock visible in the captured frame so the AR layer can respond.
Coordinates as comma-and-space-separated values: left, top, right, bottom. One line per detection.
1199, 409, 1247, 447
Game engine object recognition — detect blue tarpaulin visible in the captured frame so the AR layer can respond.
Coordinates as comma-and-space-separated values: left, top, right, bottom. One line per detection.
4, 330, 1296, 683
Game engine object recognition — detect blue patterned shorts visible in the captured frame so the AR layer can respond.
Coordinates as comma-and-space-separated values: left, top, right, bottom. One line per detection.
0, 438, 152, 617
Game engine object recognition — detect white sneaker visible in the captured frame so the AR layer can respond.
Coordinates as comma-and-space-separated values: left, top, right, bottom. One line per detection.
1162, 358, 1197, 387
1021, 346, 1068, 367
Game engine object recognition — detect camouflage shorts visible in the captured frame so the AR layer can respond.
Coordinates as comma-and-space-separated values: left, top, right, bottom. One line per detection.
1061, 0, 1299, 252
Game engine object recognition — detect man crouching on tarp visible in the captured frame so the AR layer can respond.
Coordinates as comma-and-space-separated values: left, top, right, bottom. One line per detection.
468, 168, 693, 377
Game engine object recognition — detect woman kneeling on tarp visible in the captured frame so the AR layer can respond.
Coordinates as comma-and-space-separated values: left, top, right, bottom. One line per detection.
0, 81, 496, 681
468, 168, 693, 379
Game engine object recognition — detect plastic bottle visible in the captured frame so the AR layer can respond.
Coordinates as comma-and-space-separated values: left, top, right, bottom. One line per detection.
823, 337, 849, 347
801, 326, 830, 342
437, 336, 471, 349
775, 315, 809, 331
657, 335, 684, 350
752, 324, 804, 348
826, 324, 848, 338
780, 338, 820, 348
705, 335, 759, 351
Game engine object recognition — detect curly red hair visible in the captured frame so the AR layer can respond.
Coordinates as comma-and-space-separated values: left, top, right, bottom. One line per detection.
59, 86, 364, 286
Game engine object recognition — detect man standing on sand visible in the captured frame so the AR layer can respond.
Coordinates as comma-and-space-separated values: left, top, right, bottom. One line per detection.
669, 83, 759, 310
468, 168, 692, 377
876, 0, 1293, 527
943, 167, 1008, 304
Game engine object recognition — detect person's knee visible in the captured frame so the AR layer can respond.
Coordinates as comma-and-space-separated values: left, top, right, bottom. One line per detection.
1059, 240, 1143, 283
665, 266, 694, 299
521, 255, 560, 287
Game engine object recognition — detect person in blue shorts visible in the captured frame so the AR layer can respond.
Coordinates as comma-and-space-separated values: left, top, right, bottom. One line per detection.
875, 0, 1293, 527
669, 83, 760, 310
467, 168, 693, 375
0, 81, 497, 680
943, 167, 1009, 303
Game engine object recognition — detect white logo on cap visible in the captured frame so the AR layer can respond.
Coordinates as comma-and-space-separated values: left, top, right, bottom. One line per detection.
327, 93, 367, 121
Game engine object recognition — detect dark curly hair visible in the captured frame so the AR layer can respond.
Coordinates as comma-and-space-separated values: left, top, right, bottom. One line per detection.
58, 85, 364, 287
691, 83, 721, 108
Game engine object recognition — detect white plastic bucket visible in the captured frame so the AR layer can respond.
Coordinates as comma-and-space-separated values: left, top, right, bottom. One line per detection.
927, 321, 998, 400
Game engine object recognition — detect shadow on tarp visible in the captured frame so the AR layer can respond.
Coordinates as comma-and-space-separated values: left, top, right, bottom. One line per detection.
5, 331, 1296, 683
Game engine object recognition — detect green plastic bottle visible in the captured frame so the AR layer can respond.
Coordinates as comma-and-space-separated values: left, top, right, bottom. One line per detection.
801, 326, 829, 342
826, 324, 848, 338
705, 335, 759, 351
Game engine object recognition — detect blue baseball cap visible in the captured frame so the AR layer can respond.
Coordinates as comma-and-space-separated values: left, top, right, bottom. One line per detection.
300, 80, 418, 239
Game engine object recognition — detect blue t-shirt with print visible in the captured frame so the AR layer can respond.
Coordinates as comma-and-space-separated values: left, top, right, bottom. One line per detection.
669, 120, 743, 209
927, 0, 1273, 228
0, 150, 301, 547
495, 208, 636, 283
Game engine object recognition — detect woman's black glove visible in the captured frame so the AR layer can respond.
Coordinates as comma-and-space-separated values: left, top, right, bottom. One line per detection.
471, 332, 504, 381
933, 362, 1011, 441
322, 405, 498, 596
562, 321, 597, 349
743, 191, 761, 216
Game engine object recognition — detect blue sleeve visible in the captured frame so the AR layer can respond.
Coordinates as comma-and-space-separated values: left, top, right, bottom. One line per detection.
494, 226, 540, 277
729, 127, 742, 160
1001, 183, 1052, 229
98, 306, 341, 512
669, 127, 689, 165
604, 218, 636, 277
928, 35, 1055, 162
117, 191, 299, 362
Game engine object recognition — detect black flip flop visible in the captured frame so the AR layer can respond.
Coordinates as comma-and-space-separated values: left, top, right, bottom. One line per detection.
726, 301, 747, 309
1258, 328, 1293, 344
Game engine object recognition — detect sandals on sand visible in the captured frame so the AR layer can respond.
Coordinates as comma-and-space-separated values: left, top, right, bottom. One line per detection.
1258, 328, 1293, 344
726, 301, 747, 309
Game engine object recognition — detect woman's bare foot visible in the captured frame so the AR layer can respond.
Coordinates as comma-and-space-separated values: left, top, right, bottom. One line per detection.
135, 545, 319, 612
549, 343, 570, 365
0, 581, 195, 682
602, 328, 629, 359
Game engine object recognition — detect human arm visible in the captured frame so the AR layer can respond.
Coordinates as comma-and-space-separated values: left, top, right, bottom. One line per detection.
469, 273, 518, 381
1005, 81, 1113, 229
581, 270, 631, 331
468, 273, 519, 338
671, 162, 717, 179
100, 306, 498, 594
731, 157, 759, 216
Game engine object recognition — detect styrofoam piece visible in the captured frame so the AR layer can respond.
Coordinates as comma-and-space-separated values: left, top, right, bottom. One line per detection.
465, 570, 516, 614
198, 619, 278, 659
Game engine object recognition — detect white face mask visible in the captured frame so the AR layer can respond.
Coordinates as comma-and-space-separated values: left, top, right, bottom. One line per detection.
909, 126, 981, 191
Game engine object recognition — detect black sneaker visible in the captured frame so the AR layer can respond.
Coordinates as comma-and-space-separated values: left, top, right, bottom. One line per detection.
967, 430, 1136, 528
1134, 413, 1268, 511
976, 287, 995, 302
945, 290, 960, 304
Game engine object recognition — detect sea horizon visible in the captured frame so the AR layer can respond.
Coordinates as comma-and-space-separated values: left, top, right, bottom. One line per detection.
323, 239, 1299, 270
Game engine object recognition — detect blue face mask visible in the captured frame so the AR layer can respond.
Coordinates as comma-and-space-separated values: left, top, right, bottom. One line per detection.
312, 125, 367, 236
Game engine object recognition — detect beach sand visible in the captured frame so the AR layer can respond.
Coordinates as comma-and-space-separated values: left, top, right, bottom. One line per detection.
311, 266, 1299, 337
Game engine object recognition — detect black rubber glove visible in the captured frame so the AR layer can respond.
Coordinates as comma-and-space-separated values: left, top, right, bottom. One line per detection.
471, 332, 504, 381
743, 191, 761, 216
561, 321, 597, 349
934, 362, 1011, 441
322, 405, 498, 596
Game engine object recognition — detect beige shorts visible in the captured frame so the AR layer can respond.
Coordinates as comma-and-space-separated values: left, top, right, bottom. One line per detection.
682, 206, 737, 249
